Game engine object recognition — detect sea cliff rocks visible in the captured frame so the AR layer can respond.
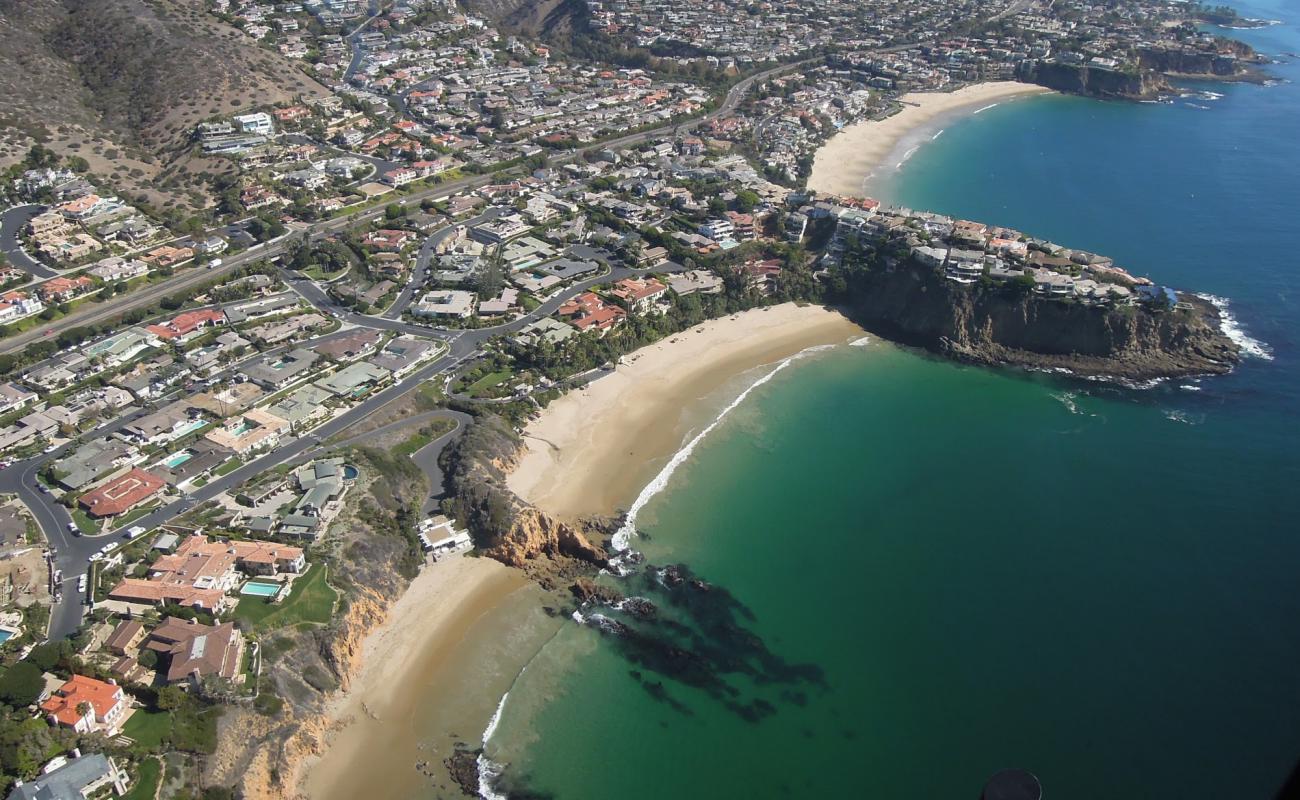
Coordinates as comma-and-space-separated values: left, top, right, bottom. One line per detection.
844, 263, 1239, 380
441, 413, 611, 578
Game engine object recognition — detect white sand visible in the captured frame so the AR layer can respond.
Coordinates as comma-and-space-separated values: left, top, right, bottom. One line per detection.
807, 81, 1053, 198
508, 304, 863, 520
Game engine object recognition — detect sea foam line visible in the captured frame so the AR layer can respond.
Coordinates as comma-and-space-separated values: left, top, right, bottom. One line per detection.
1196, 293, 1273, 360
973, 102, 999, 114
476, 662, 531, 800
611, 345, 833, 552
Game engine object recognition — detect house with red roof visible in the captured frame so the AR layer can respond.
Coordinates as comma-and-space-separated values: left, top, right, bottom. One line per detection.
40, 675, 128, 734
37, 276, 94, 303
608, 277, 667, 313
79, 468, 166, 518
558, 292, 626, 334
145, 309, 226, 341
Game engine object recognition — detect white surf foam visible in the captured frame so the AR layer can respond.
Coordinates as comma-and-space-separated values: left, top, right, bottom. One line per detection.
611, 345, 833, 552
1196, 293, 1273, 360
896, 145, 920, 168
476, 682, 515, 800
931, 128, 945, 141
973, 103, 998, 115
848, 335, 872, 347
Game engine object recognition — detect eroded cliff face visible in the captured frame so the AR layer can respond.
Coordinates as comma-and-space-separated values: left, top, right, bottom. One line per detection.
845, 264, 1239, 380
441, 414, 610, 580
1020, 61, 1170, 99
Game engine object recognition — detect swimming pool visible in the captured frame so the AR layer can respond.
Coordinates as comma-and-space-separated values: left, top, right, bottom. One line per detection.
0, 630, 13, 645
240, 581, 281, 598
162, 451, 193, 469
342, 464, 359, 480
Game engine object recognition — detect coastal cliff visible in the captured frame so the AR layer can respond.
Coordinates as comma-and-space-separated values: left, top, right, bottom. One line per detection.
441, 414, 610, 582
842, 263, 1239, 380
1019, 61, 1170, 99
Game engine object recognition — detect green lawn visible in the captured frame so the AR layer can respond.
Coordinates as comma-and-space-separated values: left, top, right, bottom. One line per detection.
121, 757, 162, 800
213, 458, 242, 477
70, 507, 100, 536
122, 710, 171, 750
465, 370, 511, 397
235, 565, 337, 632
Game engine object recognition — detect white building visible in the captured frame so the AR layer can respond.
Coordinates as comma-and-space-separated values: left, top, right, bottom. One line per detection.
234, 112, 275, 136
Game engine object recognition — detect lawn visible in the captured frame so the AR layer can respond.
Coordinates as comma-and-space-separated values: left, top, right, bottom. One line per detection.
122, 710, 171, 750
121, 757, 162, 800
213, 458, 242, 477
235, 565, 337, 632
70, 507, 100, 536
465, 370, 511, 397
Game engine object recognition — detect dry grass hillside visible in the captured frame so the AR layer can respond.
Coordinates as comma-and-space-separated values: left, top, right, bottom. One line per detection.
0, 0, 329, 212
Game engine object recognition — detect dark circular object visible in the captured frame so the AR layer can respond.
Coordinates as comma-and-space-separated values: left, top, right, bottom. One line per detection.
982, 768, 1042, 800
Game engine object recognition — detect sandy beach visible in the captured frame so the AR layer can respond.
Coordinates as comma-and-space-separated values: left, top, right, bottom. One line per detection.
509, 303, 863, 520
302, 553, 559, 800
807, 81, 1052, 198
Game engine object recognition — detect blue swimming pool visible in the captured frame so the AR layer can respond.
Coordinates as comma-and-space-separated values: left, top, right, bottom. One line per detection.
342, 464, 359, 480
240, 581, 281, 598
162, 451, 193, 469
0, 630, 13, 645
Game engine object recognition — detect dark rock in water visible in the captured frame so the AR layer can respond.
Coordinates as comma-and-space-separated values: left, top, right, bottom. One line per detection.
621, 597, 657, 619
688, 578, 712, 592
660, 565, 685, 587
443, 745, 482, 797
621, 549, 646, 565
570, 577, 623, 605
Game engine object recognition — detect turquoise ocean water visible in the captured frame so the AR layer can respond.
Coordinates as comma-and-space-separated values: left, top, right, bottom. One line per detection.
481, 3, 1300, 797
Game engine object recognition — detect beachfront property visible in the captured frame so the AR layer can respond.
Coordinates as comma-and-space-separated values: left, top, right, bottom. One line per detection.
608, 277, 668, 313
108, 534, 305, 612
142, 617, 246, 687
7, 752, 128, 800
40, 675, 128, 735
558, 292, 627, 334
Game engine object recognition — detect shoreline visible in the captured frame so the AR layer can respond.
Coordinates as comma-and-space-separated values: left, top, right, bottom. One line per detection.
509, 303, 864, 520
299, 553, 558, 800
807, 81, 1053, 199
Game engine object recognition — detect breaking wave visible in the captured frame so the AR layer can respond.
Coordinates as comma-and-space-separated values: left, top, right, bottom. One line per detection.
1197, 293, 1273, 360
611, 345, 834, 552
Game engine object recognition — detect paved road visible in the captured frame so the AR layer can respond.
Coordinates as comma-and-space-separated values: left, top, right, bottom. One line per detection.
0, 205, 60, 279
383, 208, 504, 319
2, 52, 851, 639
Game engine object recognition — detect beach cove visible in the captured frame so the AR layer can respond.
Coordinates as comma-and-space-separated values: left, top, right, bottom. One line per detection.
807, 81, 1052, 198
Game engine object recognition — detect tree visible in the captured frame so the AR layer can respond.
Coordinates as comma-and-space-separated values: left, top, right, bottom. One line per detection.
156, 685, 186, 711
0, 662, 44, 707
137, 648, 159, 669
734, 189, 760, 212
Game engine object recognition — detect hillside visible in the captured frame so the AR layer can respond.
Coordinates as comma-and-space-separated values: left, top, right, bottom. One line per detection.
0, 0, 329, 211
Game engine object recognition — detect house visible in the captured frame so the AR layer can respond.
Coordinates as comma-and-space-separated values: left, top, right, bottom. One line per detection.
145, 309, 226, 341
143, 617, 245, 686
558, 292, 626, 333
0, 382, 38, 415
234, 112, 275, 135
311, 329, 382, 361
88, 256, 149, 283
105, 619, 145, 656
203, 409, 289, 455
142, 245, 195, 269
37, 276, 94, 303
369, 336, 434, 377
412, 290, 475, 319
608, 277, 667, 312
242, 348, 320, 389
109, 534, 304, 611
79, 468, 166, 518
668, 269, 723, 296
54, 440, 140, 491
698, 218, 735, 243
7, 752, 127, 800
120, 402, 204, 446
363, 229, 414, 251
265, 384, 334, 428
0, 291, 45, 323
512, 316, 576, 347
313, 362, 390, 397
40, 675, 127, 734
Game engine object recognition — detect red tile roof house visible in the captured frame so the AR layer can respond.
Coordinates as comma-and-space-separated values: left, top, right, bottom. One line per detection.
363, 229, 414, 251
608, 277, 668, 313
558, 292, 626, 334
79, 467, 166, 518
40, 675, 128, 734
37, 276, 95, 303
145, 309, 227, 341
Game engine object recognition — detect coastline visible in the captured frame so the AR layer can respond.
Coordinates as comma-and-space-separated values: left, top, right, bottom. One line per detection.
807, 81, 1053, 199
508, 303, 864, 520
299, 553, 558, 800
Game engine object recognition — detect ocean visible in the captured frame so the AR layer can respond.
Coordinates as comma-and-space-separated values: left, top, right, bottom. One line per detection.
479, 3, 1300, 797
